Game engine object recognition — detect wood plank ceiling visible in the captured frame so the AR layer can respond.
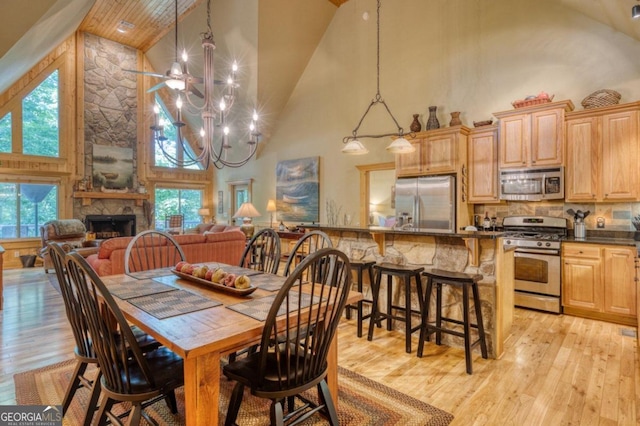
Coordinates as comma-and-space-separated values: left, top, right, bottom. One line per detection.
78, 0, 203, 52
77, 0, 348, 53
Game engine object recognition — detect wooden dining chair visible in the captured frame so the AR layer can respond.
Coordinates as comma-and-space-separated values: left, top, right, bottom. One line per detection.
65, 251, 184, 426
239, 228, 281, 274
48, 242, 101, 426
223, 247, 352, 426
124, 230, 186, 274
282, 230, 333, 276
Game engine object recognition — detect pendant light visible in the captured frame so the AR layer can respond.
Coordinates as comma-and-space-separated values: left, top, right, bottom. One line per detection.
341, 0, 414, 155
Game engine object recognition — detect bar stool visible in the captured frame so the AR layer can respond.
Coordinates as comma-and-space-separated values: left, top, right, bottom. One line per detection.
367, 263, 424, 353
418, 268, 488, 374
345, 259, 377, 337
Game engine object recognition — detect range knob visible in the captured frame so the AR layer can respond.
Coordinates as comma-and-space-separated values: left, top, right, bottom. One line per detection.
536, 241, 543, 247
506, 239, 512, 245
545, 242, 551, 247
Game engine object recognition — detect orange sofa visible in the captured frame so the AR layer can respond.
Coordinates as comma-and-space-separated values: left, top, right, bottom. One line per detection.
86, 226, 246, 276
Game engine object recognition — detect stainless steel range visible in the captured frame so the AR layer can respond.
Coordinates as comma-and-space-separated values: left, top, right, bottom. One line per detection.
503, 215, 568, 314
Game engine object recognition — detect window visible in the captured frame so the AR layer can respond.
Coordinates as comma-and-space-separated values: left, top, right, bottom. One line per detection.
154, 187, 203, 231
154, 96, 201, 170
0, 112, 11, 153
22, 70, 59, 157
0, 183, 58, 238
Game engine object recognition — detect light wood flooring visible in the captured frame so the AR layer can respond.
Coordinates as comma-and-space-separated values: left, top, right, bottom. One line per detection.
1, 267, 639, 425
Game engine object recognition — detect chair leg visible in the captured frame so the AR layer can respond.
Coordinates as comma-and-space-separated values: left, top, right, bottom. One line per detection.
404, 276, 412, 353
270, 400, 285, 426
127, 403, 143, 426
435, 282, 443, 345
473, 283, 489, 359
417, 276, 433, 358
62, 360, 86, 414
386, 274, 393, 331
164, 389, 178, 414
82, 370, 102, 426
225, 382, 245, 426
367, 269, 382, 342
318, 379, 339, 425
96, 397, 114, 426
463, 283, 473, 374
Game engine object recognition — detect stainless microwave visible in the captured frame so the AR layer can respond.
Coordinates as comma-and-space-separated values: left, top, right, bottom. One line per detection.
499, 167, 564, 201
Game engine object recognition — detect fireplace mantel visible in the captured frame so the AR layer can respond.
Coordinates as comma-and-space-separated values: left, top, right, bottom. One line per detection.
73, 191, 149, 206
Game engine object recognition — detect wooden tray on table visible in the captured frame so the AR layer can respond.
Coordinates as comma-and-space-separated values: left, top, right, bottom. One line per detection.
171, 269, 257, 296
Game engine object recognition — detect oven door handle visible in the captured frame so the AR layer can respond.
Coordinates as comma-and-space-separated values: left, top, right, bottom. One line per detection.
514, 248, 560, 256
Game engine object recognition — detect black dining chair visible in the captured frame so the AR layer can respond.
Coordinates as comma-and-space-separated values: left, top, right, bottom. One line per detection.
48, 242, 102, 426
282, 230, 332, 277
239, 228, 281, 274
124, 230, 186, 274
65, 251, 184, 426
223, 247, 352, 426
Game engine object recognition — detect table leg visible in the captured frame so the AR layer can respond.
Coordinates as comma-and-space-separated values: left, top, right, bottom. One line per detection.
327, 337, 338, 406
184, 351, 221, 426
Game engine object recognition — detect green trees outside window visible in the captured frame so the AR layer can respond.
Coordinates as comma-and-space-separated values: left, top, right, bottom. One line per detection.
0, 183, 58, 238
154, 188, 203, 231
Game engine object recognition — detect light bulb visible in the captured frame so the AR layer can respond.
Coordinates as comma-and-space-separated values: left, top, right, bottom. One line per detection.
223, 126, 230, 135
176, 97, 183, 110
153, 104, 160, 114
252, 110, 259, 121
182, 49, 188, 62
159, 118, 165, 127
227, 76, 233, 85
250, 122, 255, 131
232, 61, 238, 72
200, 128, 205, 137
220, 99, 226, 111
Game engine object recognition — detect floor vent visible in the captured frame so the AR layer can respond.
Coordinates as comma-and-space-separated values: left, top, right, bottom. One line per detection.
620, 328, 637, 338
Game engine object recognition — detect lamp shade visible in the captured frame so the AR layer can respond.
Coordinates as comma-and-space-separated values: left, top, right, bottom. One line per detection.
233, 202, 261, 218
198, 208, 211, 217
266, 199, 277, 212
341, 139, 369, 155
386, 137, 416, 154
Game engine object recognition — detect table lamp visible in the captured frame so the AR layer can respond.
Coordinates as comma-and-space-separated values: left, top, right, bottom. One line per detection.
198, 208, 211, 223
233, 202, 261, 238
266, 199, 277, 228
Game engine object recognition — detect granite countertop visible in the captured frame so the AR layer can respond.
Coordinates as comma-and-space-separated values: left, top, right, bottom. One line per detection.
564, 230, 638, 248
307, 224, 505, 239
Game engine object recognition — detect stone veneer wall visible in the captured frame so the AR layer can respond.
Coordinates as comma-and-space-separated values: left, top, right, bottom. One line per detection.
327, 229, 499, 358
73, 34, 149, 230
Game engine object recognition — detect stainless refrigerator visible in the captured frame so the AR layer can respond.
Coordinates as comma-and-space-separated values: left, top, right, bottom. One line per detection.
395, 175, 456, 232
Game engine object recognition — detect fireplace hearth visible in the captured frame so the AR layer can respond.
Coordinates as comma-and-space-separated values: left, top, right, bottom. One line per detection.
85, 215, 136, 239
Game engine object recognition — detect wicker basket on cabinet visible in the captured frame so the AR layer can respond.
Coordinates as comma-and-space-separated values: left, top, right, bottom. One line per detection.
581, 89, 621, 109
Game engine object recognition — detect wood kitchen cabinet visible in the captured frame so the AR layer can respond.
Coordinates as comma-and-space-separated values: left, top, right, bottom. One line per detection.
565, 103, 640, 202
395, 127, 469, 177
494, 100, 574, 169
562, 242, 637, 325
467, 125, 500, 203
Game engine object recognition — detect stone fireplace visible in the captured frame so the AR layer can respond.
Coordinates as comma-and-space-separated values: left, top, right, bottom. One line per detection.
85, 214, 136, 239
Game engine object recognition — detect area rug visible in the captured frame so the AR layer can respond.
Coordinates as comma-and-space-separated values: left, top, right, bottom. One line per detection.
15, 360, 453, 425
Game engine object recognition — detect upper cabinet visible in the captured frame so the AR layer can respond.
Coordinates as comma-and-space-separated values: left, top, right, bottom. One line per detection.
494, 100, 574, 169
395, 127, 469, 177
565, 102, 640, 202
467, 125, 500, 203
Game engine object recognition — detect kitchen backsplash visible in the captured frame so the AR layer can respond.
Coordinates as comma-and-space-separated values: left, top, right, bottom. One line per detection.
473, 201, 640, 232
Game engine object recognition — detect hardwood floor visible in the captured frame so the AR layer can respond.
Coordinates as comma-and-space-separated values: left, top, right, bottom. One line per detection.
1, 267, 639, 424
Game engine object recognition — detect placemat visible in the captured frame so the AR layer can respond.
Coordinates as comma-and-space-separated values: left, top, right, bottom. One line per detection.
126, 267, 174, 280
127, 290, 222, 319
247, 273, 285, 292
226, 292, 322, 321
106, 278, 176, 300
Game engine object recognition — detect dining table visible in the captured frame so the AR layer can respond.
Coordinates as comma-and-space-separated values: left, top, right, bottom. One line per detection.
100, 262, 363, 426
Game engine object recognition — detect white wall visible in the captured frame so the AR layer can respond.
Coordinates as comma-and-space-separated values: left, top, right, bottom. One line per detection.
214, 0, 640, 226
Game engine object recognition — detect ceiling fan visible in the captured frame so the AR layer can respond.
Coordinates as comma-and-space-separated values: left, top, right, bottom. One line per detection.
123, 0, 209, 98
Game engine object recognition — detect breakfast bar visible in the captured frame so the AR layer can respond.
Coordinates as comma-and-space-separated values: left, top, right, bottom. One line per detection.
309, 225, 515, 358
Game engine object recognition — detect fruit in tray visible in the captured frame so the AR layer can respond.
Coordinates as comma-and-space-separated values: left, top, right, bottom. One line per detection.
174, 262, 251, 288
234, 275, 251, 289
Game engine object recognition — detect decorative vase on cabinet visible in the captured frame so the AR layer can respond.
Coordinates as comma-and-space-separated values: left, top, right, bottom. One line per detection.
426, 106, 440, 130
410, 114, 422, 132
449, 111, 462, 126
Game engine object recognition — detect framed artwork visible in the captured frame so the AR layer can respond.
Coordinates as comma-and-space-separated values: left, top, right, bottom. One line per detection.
276, 156, 319, 222
217, 191, 224, 214
92, 145, 134, 190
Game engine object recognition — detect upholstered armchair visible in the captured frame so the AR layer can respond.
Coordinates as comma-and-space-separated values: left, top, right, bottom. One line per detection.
39, 219, 89, 273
